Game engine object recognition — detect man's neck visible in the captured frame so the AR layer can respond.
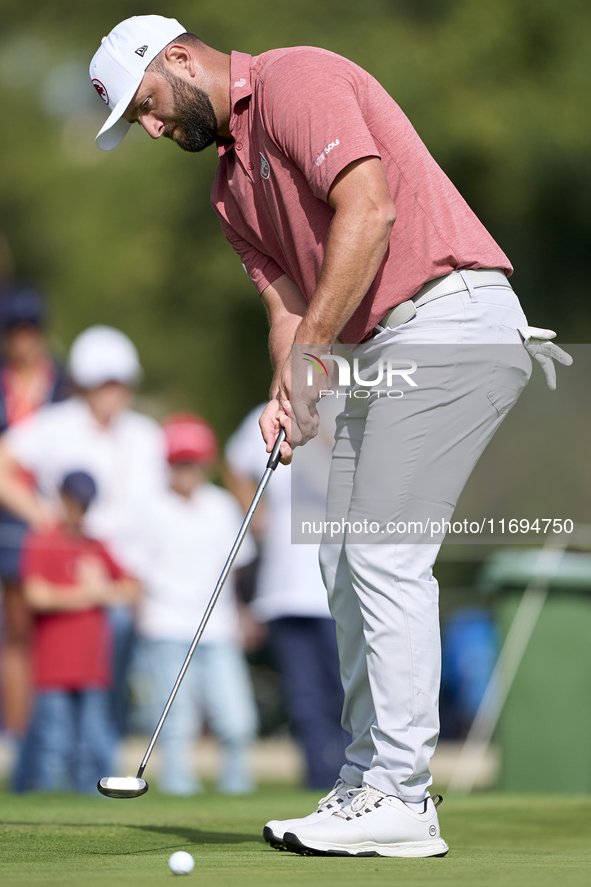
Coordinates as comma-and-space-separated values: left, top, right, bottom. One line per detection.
200, 45, 232, 139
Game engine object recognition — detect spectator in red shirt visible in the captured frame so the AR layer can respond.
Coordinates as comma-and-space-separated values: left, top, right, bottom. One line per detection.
17, 471, 139, 792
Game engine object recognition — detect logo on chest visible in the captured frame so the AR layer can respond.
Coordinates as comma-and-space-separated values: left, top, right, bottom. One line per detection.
259, 153, 271, 180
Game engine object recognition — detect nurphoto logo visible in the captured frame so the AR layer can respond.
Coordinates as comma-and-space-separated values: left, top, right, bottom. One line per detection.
303, 353, 418, 397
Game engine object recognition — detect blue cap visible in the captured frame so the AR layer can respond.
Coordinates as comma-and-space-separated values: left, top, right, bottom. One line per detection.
60, 471, 98, 510
0, 287, 45, 331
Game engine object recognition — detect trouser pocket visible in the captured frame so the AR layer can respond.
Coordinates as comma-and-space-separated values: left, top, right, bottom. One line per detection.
486, 339, 532, 416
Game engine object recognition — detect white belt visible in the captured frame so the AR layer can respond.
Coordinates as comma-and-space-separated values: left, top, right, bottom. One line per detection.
373, 268, 511, 335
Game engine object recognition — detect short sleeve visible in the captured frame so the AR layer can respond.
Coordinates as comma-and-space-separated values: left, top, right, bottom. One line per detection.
261, 50, 381, 201
218, 215, 285, 295
3, 409, 48, 474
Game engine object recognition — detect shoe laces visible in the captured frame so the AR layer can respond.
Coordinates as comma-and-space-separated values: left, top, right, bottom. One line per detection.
317, 778, 362, 812
335, 785, 387, 820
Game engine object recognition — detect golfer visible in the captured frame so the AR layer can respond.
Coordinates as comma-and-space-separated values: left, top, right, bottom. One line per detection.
89, 15, 571, 858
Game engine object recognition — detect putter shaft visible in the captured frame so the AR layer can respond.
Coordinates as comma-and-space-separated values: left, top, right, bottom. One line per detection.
136, 427, 286, 780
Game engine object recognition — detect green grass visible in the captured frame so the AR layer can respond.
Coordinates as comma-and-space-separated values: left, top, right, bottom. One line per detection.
0, 788, 590, 886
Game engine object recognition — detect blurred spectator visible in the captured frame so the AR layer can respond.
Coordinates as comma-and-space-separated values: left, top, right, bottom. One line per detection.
131, 413, 258, 795
0, 286, 69, 747
17, 470, 139, 791
0, 287, 69, 429
0, 325, 166, 739
225, 404, 348, 789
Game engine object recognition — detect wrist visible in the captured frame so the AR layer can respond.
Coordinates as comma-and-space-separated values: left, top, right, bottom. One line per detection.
294, 318, 334, 348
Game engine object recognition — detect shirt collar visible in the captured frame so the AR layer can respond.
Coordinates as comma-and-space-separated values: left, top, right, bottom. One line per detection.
216, 50, 253, 157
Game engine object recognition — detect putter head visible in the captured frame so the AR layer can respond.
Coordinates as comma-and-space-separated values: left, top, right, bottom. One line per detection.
97, 776, 149, 799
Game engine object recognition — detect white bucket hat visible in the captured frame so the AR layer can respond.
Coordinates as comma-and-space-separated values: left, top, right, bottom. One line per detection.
89, 15, 186, 151
69, 326, 142, 388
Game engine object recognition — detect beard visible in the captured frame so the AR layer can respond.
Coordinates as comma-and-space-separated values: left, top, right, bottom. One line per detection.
163, 72, 219, 153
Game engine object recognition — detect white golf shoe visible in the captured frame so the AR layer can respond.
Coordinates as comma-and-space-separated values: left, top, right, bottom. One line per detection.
282, 786, 449, 857
263, 778, 362, 849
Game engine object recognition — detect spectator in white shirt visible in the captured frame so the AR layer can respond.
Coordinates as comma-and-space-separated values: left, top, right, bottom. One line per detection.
132, 413, 258, 795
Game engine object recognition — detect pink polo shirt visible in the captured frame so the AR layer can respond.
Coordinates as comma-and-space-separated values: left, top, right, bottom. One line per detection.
211, 48, 512, 344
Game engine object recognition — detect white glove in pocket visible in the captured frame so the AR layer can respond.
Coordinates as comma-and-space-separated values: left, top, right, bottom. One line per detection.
517, 326, 573, 390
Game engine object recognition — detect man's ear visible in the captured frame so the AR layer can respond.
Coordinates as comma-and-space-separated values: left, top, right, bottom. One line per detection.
163, 43, 196, 76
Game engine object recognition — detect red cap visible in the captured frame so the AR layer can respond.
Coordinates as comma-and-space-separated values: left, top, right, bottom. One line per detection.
163, 413, 218, 467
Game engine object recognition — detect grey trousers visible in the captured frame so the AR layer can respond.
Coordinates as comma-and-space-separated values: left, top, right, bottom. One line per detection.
319, 272, 532, 800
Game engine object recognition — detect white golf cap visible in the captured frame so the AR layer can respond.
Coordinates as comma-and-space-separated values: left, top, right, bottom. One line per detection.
69, 325, 142, 388
90, 15, 186, 151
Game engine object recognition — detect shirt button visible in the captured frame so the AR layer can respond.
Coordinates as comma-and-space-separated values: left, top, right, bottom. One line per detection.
247, 162, 253, 170
236, 142, 243, 150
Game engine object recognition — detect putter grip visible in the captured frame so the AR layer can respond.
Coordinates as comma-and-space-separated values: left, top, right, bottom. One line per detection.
266, 427, 287, 470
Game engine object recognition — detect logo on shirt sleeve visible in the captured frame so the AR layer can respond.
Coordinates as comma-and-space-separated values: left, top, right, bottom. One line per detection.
260, 153, 271, 180
314, 139, 340, 167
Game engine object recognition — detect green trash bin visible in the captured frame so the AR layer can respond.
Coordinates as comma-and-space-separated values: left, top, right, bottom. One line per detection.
480, 549, 591, 793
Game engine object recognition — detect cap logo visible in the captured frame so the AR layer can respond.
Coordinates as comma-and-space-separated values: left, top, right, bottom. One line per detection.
135, 45, 148, 57
92, 79, 109, 104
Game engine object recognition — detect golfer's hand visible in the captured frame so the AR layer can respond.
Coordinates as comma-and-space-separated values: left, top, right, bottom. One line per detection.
259, 399, 292, 465
518, 327, 573, 390
277, 352, 322, 450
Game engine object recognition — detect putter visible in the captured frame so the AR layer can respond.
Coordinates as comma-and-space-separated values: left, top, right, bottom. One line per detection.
98, 427, 287, 799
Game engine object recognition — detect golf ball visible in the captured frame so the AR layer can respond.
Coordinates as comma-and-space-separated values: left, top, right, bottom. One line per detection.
168, 851, 195, 875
